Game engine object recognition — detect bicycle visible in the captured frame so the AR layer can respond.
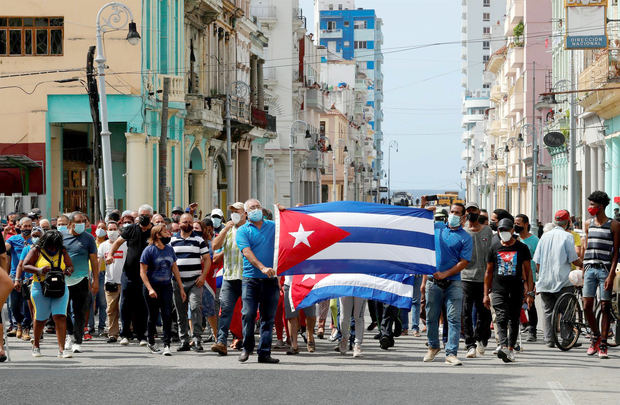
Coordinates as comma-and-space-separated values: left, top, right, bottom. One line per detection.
551, 287, 619, 351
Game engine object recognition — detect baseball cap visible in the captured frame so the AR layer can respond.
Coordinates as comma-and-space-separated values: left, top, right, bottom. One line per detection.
211, 208, 224, 218
498, 218, 514, 231
171, 206, 184, 214
465, 202, 479, 210
228, 202, 244, 211
554, 209, 570, 223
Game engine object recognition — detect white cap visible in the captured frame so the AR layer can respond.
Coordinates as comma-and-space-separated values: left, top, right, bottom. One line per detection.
211, 208, 224, 218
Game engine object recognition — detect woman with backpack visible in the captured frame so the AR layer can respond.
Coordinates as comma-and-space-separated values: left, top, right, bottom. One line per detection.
22, 230, 74, 358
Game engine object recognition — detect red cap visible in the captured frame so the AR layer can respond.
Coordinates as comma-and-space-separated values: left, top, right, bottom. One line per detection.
554, 210, 570, 222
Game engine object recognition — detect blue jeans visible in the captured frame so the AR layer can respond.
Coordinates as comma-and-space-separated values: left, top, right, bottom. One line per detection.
241, 277, 279, 358
9, 287, 32, 329
425, 279, 463, 356
583, 266, 612, 301
89, 272, 107, 331
399, 275, 423, 331
217, 279, 242, 345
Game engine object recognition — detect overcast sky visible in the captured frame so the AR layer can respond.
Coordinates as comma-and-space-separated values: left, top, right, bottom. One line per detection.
300, 0, 464, 192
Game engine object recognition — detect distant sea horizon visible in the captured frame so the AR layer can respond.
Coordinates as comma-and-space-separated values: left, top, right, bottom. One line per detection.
391, 189, 466, 201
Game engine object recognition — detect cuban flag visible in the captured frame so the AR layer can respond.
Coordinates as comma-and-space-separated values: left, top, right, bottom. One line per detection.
274, 201, 435, 276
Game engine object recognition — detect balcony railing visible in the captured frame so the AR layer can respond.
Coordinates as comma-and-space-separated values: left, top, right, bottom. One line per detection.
321, 29, 343, 39
578, 48, 620, 117
155, 74, 185, 103
250, 5, 276, 20
266, 114, 276, 132
251, 107, 267, 129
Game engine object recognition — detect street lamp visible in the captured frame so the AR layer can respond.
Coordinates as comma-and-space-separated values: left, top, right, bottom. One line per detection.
289, 120, 308, 206
344, 152, 351, 201
504, 143, 510, 208
225, 80, 251, 207
96, 2, 140, 214
388, 140, 398, 204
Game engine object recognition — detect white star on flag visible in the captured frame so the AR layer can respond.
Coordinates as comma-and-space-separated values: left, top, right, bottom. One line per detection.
302, 274, 316, 282
289, 223, 314, 248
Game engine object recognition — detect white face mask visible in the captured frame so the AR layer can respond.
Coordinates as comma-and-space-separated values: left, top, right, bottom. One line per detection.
95, 228, 107, 238
231, 212, 242, 225
499, 231, 513, 242
107, 230, 119, 241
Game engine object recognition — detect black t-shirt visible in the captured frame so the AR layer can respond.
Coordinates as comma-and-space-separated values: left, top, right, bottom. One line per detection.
487, 239, 531, 293
121, 223, 152, 280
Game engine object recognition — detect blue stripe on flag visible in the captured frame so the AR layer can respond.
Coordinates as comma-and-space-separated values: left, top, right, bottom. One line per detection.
291, 201, 433, 219
339, 227, 435, 250
297, 285, 413, 309
281, 259, 436, 276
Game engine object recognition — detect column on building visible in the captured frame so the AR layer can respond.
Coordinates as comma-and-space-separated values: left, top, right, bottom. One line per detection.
250, 55, 258, 107
596, 144, 605, 191
257, 157, 265, 203
257, 59, 265, 110
125, 132, 150, 210
251, 156, 258, 198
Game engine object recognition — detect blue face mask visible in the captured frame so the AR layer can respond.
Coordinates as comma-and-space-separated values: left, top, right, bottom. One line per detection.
212, 218, 222, 228
447, 214, 461, 228
248, 209, 263, 222
57, 225, 68, 233
74, 223, 85, 234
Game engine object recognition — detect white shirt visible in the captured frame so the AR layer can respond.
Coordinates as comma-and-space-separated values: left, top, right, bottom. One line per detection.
533, 227, 578, 293
97, 239, 127, 284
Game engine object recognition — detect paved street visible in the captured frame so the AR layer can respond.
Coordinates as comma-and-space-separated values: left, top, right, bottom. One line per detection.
2, 312, 619, 405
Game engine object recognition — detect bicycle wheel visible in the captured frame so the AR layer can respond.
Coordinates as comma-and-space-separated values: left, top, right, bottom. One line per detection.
596, 293, 619, 347
552, 292, 581, 351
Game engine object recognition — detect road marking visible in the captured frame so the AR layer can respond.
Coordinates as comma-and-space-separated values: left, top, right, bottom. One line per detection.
548, 381, 574, 405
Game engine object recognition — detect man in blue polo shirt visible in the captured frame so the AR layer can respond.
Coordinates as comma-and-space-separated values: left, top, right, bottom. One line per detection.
420, 197, 473, 366
235, 198, 280, 364
5, 216, 33, 339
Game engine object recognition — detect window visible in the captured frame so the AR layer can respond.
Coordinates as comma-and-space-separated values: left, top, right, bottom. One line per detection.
483, 40, 490, 50
344, 21, 350, 27
483, 13, 490, 21
483, 55, 490, 63
328, 4, 333, 10
483, 26, 490, 35
344, 41, 350, 47
354, 41, 367, 49
483, 0, 490, 6
327, 21, 336, 30
354, 20, 367, 29
0, 16, 63, 56
483, 83, 490, 89
338, 4, 343, 10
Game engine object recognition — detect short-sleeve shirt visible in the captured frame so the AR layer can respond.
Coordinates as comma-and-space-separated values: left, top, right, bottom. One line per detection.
140, 244, 177, 285
63, 231, 97, 286
462, 226, 493, 282
520, 234, 539, 282
170, 231, 209, 286
121, 224, 153, 281
434, 222, 473, 281
7, 234, 30, 277
533, 227, 579, 293
223, 227, 244, 281
98, 240, 127, 284
19, 245, 34, 280
236, 220, 275, 279
487, 239, 531, 293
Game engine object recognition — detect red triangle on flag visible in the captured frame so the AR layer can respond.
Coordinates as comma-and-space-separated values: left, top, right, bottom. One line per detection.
275, 209, 350, 275
289, 273, 330, 310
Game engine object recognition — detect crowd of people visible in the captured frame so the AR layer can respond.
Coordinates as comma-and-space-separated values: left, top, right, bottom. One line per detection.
0, 190, 617, 365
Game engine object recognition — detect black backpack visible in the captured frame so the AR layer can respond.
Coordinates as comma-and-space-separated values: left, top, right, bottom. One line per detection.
39, 251, 66, 298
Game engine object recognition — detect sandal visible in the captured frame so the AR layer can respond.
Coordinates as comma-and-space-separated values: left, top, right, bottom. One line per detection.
307, 340, 315, 353
286, 346, 300, 355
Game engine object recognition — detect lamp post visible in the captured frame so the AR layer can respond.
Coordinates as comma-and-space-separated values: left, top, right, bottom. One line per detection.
344, 152, 351, 201
289, 120, 308, 206
95, 2, 140, 214
328, 145, 336, 201
514, 131, 525, 213
225, 80, 251, 207
504, 144, 510, 209
494, 153, 499, 210
388, 140, 398, 205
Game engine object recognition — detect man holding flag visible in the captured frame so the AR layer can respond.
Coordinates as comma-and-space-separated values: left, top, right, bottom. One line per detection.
420, 197, 473, 366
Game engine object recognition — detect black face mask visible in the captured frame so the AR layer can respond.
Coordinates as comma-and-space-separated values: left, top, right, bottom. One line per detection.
467, 213, 479, 223
15, 227, 21, 234
490, 222, 498, 231
139, 215, 151, 227
160, 236, 171, 245
180, 224, 193, 233
514, 225, 524, 234
21, 229, 32, 237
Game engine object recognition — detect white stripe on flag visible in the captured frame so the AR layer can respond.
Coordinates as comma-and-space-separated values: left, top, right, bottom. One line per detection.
313, 273, 413, 298
307, 212, 434, 235
306, 242, 436, 266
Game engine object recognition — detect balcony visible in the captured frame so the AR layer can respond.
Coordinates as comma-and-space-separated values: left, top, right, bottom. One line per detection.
266, 114, 276, 133
490, 84, 503, 102
251, 107, 267, 129
508, 45, 523, 72
185, 94, 224, 131
578, 48, 620, 119
461, 149, 472, 160
306, 88, 325, 111
509, 92, 524, 115
157, 75, 185, 103
461, 131, 473, 143
504, 0, 524, 37
321, 29, 343, 39
251, 5, 276, 22
461, 113, 484, 127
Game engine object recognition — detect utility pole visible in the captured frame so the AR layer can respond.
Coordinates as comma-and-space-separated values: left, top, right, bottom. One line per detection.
568, 52, 577, 216
531, 61, 539, 233
159, 77, 170, 215
86, 46, 102, 221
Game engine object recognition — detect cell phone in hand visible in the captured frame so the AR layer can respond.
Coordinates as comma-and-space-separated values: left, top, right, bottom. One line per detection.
426, 195, 438, 201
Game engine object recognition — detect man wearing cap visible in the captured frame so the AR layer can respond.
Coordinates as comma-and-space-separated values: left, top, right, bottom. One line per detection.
210, 202, 246, 355
484, 218, 534, 363
171, 206, 184, 224
461, 202, 493, 358
533, 210, 583, 347
210, 208, 225, 235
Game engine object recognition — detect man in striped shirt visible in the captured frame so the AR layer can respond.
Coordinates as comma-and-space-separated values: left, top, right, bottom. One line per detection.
171, 213, 211, 352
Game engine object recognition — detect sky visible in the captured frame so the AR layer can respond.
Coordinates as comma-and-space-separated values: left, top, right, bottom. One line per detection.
300, 0, 464, 192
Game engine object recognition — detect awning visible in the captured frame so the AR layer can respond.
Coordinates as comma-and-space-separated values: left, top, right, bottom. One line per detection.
0, 155, 42, 195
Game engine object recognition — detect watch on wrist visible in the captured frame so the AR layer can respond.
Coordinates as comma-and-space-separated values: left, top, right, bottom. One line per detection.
526, 291, 535, 297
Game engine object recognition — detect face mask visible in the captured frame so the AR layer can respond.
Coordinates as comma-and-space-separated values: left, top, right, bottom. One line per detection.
139, 215, 151, 227
490, 222, 498, 232
31, 237, 39, 245
57, 225, 68, 232
95, 228, 107, 238
588, 206, 600, 216
212, 217, 222, 228
248, 209, 263, 222
231, 212, 242, 225
123, 223, 132, 228
15, 228, 21, 234
479, 217, 488, 225
467, 213, 479, 223
499, 231, 513, 242
160, 236, 171, 245
447, 214, 461, 228
74, 223, 85, 234
21, 229, 32, 237
514, 225, 524, 234
181, 224, 193, 233
107, 230, 119, 241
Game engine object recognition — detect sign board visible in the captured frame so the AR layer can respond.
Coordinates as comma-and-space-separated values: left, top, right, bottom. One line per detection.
565, 0, 607, 49
543, 131, 566, 147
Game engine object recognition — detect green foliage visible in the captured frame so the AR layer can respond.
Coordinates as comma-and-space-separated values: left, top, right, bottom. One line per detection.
513, 22, 524, 42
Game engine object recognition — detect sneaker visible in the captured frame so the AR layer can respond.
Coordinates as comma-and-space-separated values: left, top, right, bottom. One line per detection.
366, 321, 377, 331
192, 340, 204, 353
353, 344, 363, 358
139, 340, 148, 347
328, 330, 340, 342
83, 328, 92, 341
476, 341, 486, 355
379, 335, 393, 350
148, 344, 161, 354
587, 336, 601, 356
162, 345, 172, 356
71, 344, 82, 353
546, 341, 556, 348
32, 346, 42, 358
526, 333, 537, 342
492, 345, 501, 355
412, 329, 421, 337
273, 339, 287, 350
177, 342, 191, 352
64, 335, 73, 351
423, 347, 441, 362
445, 355, 463, 366
497, 347, 514, 363
119, 337, 130, 346
338, 338, 348, 355
211, 342, 228, 356
401, 329, 409, 336
599, 343, 609, 359
466, 347, 477, 358
6, 327, 16, 337
106, 336, 118, 344
22, 329, 31, 341
57, 350, 72, 359
514, 344, 522, 353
